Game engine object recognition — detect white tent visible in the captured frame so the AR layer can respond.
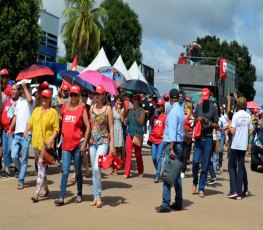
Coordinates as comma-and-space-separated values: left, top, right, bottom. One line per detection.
113, 55, 132, 81
81, 47, 111, 73
128, 61, 148, 83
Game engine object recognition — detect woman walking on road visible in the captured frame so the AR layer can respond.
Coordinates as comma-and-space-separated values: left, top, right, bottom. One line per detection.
89, 85, 115, 208
24, 89, 59, 202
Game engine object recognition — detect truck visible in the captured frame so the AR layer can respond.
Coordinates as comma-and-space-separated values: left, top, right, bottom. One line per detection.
174, 45, 237, 105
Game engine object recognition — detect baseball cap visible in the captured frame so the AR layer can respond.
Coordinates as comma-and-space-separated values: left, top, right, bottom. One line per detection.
31, 88, 37, 96
169, 88, 179, 99
95, 84, 106, 94
61, 84, 70, 91
157, 99, 165, 106
163, 93, 170, 100
185, 97, 191, 102
38, 81, 49, 90
201, 88, 210, 100
70, 85, 80, 94
41, 89, 52, 98
0, 68, 9, 75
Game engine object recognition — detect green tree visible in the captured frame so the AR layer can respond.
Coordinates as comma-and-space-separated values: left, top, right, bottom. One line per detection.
196, 36, 256, 100
100, 0, 142, 67
0, 0, 41, 80
62, 0, 103, 65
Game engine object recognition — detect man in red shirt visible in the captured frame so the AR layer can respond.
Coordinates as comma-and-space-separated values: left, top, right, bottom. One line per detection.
1, 85, 20, 178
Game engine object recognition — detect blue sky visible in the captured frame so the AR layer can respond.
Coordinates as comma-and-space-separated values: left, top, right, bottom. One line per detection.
43, 0, 263, 104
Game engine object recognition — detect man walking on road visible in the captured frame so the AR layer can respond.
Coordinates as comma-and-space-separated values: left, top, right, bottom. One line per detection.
192, 88, 219, 198
156, 88, 185, 212
9, 82, 36, 189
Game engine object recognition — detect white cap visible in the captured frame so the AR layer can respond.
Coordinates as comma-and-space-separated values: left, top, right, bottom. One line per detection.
32, 88, 37, 95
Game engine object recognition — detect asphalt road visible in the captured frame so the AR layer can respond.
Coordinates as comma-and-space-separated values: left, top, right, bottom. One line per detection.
0, 147, 262, 230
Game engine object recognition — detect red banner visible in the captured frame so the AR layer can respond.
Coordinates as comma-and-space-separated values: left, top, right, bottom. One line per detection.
219, 58, 227, 80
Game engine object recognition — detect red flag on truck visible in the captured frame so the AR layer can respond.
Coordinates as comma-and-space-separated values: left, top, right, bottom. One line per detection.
219, 58, 228, 80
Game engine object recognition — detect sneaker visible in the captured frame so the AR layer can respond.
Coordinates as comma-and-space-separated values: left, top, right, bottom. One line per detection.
181, 172, 185, 179
199, 190, 205, 198
242, 191, 249, 197
170, 203, 183, 211
208, 180, 217, 185
236, 196, 242, 200
227, 192, 238, 198
56, 160, 61, 166
1, 170, 11, 178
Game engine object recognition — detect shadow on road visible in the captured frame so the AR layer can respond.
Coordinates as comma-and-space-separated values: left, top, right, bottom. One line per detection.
102, 195, 128, 207
102, 180, 133, 190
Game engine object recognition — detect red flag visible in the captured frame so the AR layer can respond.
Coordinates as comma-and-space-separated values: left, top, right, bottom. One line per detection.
219, 58, 227, 80
69, 55, 78, 71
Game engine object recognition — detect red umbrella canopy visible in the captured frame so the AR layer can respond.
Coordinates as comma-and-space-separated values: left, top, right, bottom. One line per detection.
247, 101, 261, 110
16, 64, 54, 81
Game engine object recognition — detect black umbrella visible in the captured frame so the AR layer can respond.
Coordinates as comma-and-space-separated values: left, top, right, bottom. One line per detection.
118, 79, 156, 95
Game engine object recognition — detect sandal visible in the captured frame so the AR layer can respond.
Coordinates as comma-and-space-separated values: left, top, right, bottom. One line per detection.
75, 195, 82, 203
54, 198, 64, 206
39, 189, 49, 198
96, 198, 102, 208
31, 195, 39, 203
90, 199, 97, 206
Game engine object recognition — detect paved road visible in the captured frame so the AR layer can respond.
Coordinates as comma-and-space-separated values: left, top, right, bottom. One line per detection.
0, 148, 262, 230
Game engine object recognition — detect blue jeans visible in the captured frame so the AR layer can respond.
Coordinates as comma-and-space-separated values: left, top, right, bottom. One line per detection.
151, 141, 166, 179
60, 146, 83, 198
162, 143, 183, 209
192, 137, 213, 192
219, 135, 225, 168
11, 133, 32, 184
90, 143, 109, 199
2, 130, 14, 168
228, 148, 246, 196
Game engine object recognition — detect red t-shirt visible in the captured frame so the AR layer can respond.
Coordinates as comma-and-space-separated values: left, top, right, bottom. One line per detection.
1, 98, 17, 132
61, 104, 85, 151
3, 85, 12, 98
148, 113, 167, 144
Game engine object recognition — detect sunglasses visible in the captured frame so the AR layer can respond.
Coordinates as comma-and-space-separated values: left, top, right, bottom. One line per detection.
81, 94, 88, 97
70, 93, 79, 98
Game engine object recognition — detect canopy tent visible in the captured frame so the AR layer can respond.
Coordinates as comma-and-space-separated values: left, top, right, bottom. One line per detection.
128, 61, 148, 83
81, 47, 111, 73
113, 55, 132, 81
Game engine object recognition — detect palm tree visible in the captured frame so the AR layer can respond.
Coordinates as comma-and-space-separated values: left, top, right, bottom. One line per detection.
61, 0, 103, 63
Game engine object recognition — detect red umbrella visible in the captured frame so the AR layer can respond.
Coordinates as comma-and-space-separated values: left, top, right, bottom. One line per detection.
78, 70, 119, 95
247, 101, 261, 110
16, 64, 54, 81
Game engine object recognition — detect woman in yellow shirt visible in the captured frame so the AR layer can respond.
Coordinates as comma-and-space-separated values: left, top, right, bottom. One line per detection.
24, 89, 59, 202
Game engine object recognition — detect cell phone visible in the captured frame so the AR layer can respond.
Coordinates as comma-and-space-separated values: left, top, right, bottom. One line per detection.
230, 93, 234, 96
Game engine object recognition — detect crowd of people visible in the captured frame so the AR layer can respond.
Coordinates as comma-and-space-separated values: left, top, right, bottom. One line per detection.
0, 68, 260, 210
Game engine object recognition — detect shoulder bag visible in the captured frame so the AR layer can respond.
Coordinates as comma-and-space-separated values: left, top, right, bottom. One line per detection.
162, 157, 183, 187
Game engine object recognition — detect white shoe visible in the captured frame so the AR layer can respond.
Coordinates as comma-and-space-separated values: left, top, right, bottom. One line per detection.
181, 172, 185, 178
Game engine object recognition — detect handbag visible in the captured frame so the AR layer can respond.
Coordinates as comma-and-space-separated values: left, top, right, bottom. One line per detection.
162, 157, 183, 187
193, 120, 202, 140
112, 155, 124, 169
40, 144, 56, 165
185, 131, 192, 144
215, 133, 220, 153
132, 133, 143, 147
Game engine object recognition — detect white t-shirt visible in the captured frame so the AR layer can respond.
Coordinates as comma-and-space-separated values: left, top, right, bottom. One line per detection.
14, 96, 36, 134
231, 110, 253, 150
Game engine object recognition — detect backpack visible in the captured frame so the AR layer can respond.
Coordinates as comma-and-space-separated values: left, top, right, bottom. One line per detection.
193, 120, 202, 140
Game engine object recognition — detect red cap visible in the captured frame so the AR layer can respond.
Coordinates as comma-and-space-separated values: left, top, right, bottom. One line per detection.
70, 85, 80, 94
38, 81, 49, 90
163, 93, 169, 100
201, 88, 210, 100
41, 89, 52, 98
61, 84, 69, 91
133, 94, 141, 102
185, 97, 191, 102
157, 99, 165, 106
95, 84, 106, 94
0, 68, 9, 75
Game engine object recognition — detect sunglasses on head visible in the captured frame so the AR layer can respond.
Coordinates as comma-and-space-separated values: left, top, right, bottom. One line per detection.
70, 93, 79, 97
